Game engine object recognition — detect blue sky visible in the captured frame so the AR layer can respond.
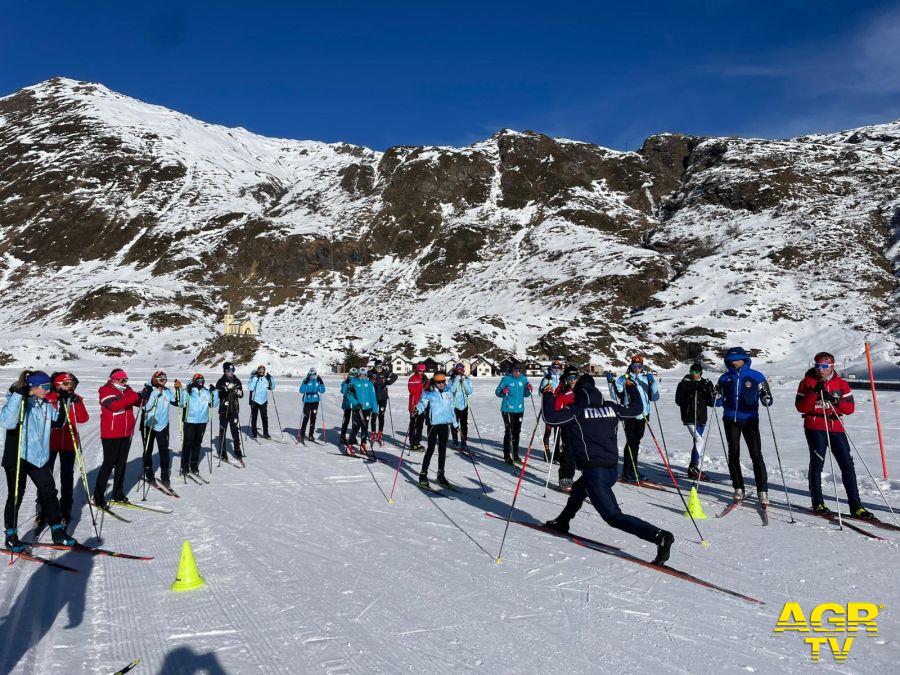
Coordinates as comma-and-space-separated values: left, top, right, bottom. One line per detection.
2, 1, 899, 150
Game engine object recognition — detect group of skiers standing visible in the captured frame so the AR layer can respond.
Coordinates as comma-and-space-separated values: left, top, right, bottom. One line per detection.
1, 345, 877, 564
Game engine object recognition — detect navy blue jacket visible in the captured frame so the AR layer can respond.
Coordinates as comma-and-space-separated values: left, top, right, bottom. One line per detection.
542, 377, 642, 469
715, 348, 771, 422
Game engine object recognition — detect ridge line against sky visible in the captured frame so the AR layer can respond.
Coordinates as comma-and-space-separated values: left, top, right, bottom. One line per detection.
2, 1, 900, 151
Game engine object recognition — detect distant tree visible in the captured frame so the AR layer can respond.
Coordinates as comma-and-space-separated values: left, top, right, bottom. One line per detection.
341, 344, 366, 371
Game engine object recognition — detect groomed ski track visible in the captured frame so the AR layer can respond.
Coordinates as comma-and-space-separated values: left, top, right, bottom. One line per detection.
1, 370, 899, 673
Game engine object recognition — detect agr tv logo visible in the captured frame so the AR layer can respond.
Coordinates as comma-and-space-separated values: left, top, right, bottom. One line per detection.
774, 602, 882, 662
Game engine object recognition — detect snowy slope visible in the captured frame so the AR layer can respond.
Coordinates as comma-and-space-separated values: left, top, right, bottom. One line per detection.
0, 370, 898, 673
0, 78, 897, 375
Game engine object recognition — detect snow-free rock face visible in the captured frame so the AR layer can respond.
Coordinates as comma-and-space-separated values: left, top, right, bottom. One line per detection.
0, 77, 897, 371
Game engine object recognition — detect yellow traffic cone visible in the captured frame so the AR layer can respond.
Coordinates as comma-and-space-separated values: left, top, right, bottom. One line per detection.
171, 540, 206, 592
684, 487, 707, 519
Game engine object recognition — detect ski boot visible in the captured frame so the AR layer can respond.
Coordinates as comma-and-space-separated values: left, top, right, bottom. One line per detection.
558, 477, 574, 493
112, 493, 130, 505
263, 434, 272, 440
377, 431, 384, 446
370, 431, 377, 444
652, 530, 674, 565
436, 472, 451, 488
50, 523, 77, 547
512, 454, 522, 466
346, 444, 356, 457
851, 506, 875, 520
418, 473, 430, 489
813, 502, 832, 515
503, 454, 514, 466
544, 518, 570, 534
687, 465, 711, 481
34, 511, 47, 531
732, 488, 745, 502
758, 491, 769, 507
4, 528, 25, 553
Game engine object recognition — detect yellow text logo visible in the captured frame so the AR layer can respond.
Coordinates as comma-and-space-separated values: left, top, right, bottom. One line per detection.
774, 602, 882, 662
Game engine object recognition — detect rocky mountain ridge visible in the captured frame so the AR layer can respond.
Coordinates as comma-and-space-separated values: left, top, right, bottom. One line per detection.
0, 77, 897, 374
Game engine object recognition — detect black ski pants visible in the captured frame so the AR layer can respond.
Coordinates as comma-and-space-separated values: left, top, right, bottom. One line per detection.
371, 405, 386, 433
558, 467, 660, 543
422, 423, 450, 475
141, 426, 171, 482
94, 436, 132, 503
450, 408, 469, 446
621, 417, 646, 481
558, 426, 576, 482
723, 418, 767, 492
502, 412, 523, 460
5, 460, 64, 530
182, 422, 206, 473
218, 413, 243, 459
410, 412, 426, 447
300, 402, 319, 438
341, 409, 352, 439
250, 401, 269, 437
349, 409, 371, 445
35, 451, 75, 521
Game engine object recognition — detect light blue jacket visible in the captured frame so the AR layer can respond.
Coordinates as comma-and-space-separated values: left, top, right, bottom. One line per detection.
143, 386, 177, 432
447, 375, 473, 411
181, 386, 220, 424
613, 372, 659, 418
347, 377, 379, 413
539, 370, 561, 394
248, 374, 275, 405
299, 376, 325, 403
416, 390, 459, 426
0, 393, 60, 468
495, 374, 531, 413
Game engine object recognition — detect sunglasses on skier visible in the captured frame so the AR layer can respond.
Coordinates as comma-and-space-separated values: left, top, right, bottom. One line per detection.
225, 367, 235, 373
59, 380, 75, 387
114, 377, 128, 384
815, 363, 833, 370
36, 384, 51, 391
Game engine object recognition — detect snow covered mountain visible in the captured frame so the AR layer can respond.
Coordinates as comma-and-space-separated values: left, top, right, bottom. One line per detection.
0, 77, 897, 373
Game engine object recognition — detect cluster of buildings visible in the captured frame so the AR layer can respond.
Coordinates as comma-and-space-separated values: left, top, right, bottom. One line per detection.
336, 355, 608, 378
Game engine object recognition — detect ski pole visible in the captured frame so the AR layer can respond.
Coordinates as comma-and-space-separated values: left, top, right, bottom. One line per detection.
11, 397, 26, 558
645, 415, 708, 545
496, 412, 542, 563
764, 405, 795, 523
139, 396, 159, 501
207, 391, 214, 475
468, 404, 490, 459
270, 390, 285, 442
821, 391, 843, 530
458, 390, 487, 494
712, 404, 730, 468
388, 412, 414, 504
842, 421, 900, 526
65, 402, 100, 540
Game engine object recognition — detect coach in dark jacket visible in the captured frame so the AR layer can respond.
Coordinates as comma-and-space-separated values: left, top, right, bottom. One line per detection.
542, 375, 674, 565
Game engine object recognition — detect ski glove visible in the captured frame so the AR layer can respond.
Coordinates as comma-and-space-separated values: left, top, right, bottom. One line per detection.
502, 387, 510, 395
173, 379, 182, 389
646, 373, 655, 384
208, 385, 215, 393
526, 383, 533, 392
759, 383, 773, 407
605, 372, 615, 384
226, 382, 235, 390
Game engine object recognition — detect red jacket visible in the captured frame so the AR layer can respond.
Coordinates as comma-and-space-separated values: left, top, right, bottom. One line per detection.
795, 369, 854, 433
407, 373, 429, 413
46, 393, 90, 451
554, 385, 574, 411
99, 382, 141, 439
